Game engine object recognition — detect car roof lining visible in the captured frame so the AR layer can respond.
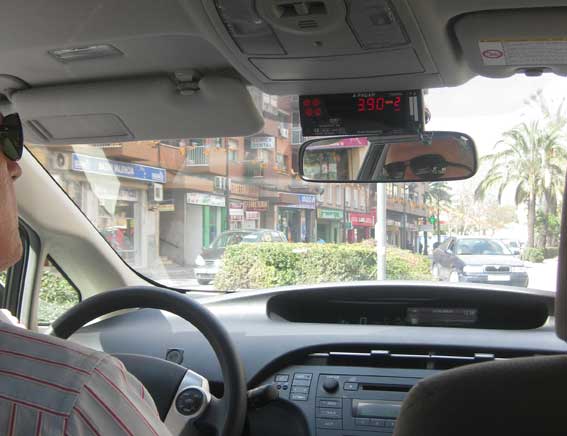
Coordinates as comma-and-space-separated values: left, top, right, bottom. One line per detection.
2, 1, 567, 141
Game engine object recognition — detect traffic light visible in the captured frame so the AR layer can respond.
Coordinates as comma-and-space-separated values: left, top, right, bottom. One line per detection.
428, 215, 436, 224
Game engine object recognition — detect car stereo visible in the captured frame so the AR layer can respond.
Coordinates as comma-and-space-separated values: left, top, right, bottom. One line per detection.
267, 365, 429, 435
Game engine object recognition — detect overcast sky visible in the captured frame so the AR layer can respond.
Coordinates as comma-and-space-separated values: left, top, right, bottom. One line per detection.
424, 74, 567, 208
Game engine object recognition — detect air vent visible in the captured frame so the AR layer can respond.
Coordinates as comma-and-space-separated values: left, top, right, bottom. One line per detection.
298, 19, 319, 29
302, 347, 555, 370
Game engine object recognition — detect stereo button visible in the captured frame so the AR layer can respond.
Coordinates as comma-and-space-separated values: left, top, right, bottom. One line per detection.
316, 419, 342, 430
291, 386, 309, 394
343, 382, 358, 391
355, 418, 370, 426
293, 373, 312, 380
319, 399, 341, 408
384, 419, 396, 429
370, 418, 385, 427
317, 408, 342, 419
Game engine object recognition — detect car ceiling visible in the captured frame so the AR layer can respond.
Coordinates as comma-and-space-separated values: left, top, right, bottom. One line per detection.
2, 0, 567, 142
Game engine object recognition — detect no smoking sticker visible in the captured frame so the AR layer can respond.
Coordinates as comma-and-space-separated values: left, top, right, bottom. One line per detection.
482, 49, 504, 59
479, 39, 567, 66
479, 41, 506, 66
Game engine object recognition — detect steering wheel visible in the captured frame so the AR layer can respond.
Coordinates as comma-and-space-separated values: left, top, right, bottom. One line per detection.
51, 287, 247, 436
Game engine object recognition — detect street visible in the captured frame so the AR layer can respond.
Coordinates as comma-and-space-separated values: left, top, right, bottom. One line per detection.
145, 257, 560, 293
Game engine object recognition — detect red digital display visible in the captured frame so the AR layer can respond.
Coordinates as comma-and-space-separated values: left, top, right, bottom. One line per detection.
298, 90, 423, 136
356, 96, 401, 112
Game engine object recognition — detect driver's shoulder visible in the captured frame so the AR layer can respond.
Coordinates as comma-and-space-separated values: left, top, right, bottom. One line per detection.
0, 321, 110, 411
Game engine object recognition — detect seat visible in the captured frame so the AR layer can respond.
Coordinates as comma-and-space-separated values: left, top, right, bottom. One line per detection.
393, 355, 567, 436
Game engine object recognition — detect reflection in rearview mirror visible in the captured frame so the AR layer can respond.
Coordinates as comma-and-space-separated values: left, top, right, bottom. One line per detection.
299, 132, 477, 183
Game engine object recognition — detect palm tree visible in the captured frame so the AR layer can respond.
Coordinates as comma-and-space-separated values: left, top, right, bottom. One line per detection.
475, 121, 567, 248
424, 182, 452, 243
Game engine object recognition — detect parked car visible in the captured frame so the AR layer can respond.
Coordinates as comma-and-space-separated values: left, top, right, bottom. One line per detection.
432, 236, 529, 287
498, 239, 523, 256
194, 229, 287, 284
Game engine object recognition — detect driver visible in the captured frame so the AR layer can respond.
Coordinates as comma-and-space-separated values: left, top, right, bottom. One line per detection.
0, 114, 172, 435
382, 135, 474, 181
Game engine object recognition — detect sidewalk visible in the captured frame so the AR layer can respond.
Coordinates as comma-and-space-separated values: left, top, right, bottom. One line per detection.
525, 257, 557, 292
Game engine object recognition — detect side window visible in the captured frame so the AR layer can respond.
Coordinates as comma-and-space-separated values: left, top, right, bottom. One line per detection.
0, 270, 6, 288
38, 258, 80, 325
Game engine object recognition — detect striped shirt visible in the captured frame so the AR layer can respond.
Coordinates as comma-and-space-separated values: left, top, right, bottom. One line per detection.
0, 314, 172, 435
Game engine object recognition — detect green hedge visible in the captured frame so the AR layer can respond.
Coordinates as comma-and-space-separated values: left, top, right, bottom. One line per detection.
522, 247, 545, 263
38, 270, 80, 324
544, 247, 559, 259
0, 269, 78, 324
214, 243, 432, 291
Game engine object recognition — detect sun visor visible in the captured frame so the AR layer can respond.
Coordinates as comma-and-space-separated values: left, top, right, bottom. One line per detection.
10, 75, 264, 144
454, 9, 567, 78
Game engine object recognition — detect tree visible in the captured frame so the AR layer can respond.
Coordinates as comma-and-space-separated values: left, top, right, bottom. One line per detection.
475, 121, 566, 248
524, 89, 567, 216
424, 182, 452, 242
536, 210, 561, 248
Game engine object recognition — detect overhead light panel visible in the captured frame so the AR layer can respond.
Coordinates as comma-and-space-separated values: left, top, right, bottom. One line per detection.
49, 44, 123, 63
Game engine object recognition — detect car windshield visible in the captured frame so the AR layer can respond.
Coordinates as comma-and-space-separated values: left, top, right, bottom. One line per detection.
28, 75, 564, 293
210, 232, 247, 249
455, 239, 511, 256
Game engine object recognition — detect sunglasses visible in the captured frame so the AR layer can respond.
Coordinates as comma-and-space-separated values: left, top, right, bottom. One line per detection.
384, 154, 448, 180
0, 113, 23, 162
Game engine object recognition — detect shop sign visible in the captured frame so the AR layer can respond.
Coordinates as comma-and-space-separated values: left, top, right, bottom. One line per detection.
230, 214, 244, 222
278, 193, 316, 209
317, 208, 344, 220
158, 203, 175, 212
186, 193, 225, 207
246, 211, 260, 220
229, 208, 244, 217
72, 153, 166, 183
93, 185, 138, 202
350, 212, 375, 227
229, 202, 244, 209
245, 200, 268, 211
250, 136, 276, 150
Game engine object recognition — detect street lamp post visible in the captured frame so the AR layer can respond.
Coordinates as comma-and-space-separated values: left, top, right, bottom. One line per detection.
225, 138, 231, 230
375, 183, 386, 280
343, 185, 347, 243
401, 183, 407, 250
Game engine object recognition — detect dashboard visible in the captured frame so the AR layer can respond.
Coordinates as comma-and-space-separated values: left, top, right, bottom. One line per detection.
70, 282, 565, 436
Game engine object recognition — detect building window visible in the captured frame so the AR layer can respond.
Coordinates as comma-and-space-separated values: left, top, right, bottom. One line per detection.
326, 186, 332, 203
345, 187, 351, 207
353, 189, 359, 209
336, 185, 342, 206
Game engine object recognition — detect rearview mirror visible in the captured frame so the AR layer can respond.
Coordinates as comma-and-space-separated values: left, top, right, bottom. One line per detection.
299, 131, 477, 183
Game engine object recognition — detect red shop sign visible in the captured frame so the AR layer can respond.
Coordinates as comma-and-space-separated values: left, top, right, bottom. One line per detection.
350, 213, 374, 227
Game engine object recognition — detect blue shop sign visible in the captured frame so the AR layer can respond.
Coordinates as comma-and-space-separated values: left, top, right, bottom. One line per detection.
299, 195, 316, 206
72, 153, 166, 184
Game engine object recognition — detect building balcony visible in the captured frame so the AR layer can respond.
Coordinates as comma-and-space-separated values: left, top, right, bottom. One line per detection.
184, 147, 244, 177
386, 197, 427, 217
185, 146, 209, 166
103, 142, 186, 171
